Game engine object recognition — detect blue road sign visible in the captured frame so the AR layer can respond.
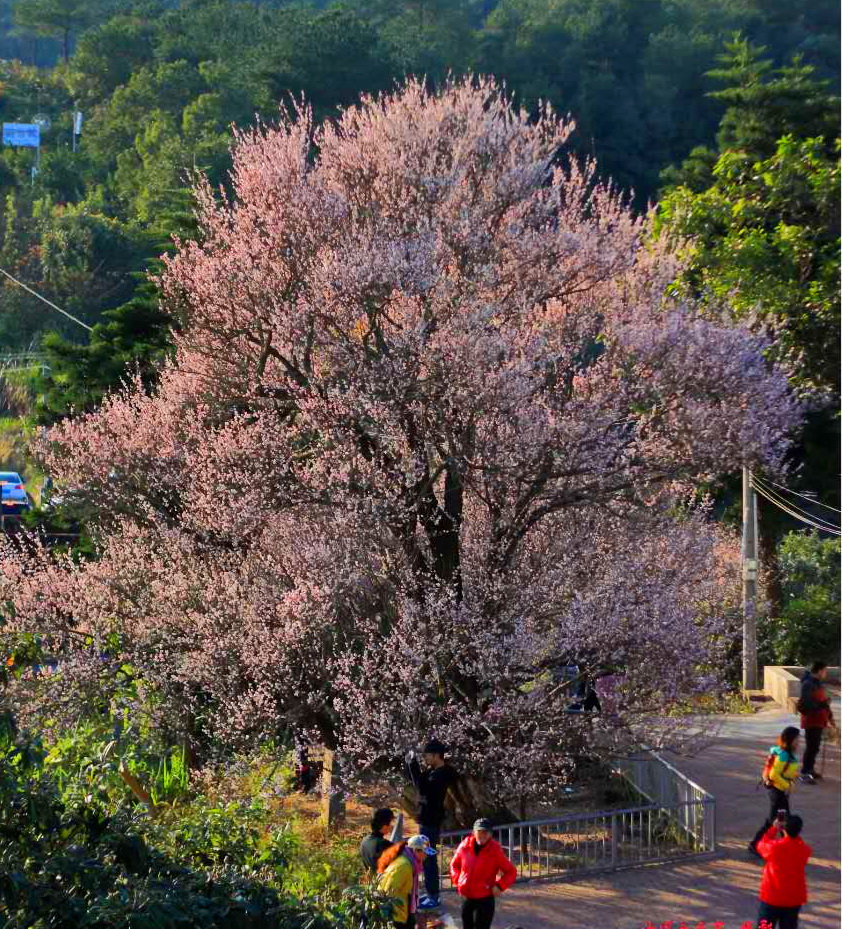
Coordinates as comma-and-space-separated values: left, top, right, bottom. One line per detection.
3, 123, 40, 148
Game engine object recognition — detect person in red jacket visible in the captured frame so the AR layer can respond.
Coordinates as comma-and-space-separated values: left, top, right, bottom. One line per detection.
449, 818, 517, 929
756, 812, 811, 929
798, 661, 835, 783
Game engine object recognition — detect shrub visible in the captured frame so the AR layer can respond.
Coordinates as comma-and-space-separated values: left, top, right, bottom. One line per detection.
0, 719, 392, 928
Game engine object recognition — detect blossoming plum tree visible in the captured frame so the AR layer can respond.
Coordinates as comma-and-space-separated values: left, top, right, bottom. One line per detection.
2, 78, 799, 805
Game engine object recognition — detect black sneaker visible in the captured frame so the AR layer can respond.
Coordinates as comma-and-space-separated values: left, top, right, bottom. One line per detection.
799, 773, 817, 784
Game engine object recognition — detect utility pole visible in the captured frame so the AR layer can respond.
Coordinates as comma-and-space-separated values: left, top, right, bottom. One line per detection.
742, 466, 759, 690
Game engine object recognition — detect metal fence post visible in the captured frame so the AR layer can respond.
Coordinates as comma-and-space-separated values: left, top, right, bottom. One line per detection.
610, 813, 619, 867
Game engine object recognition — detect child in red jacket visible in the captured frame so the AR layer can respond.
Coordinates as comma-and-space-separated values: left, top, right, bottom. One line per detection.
449, 818, 517, 929
756, 813, 811, 929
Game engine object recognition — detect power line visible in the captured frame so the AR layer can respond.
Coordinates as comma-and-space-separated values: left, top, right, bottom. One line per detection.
752, 475, 841, 536
752, 475, 840, 533
752, 474, 841, 531
761, 476, 842, 515
0, 266, 93, 332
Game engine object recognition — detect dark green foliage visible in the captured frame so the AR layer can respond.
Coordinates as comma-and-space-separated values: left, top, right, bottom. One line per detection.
476, 0, 839, 200
0, 711, 394, 928
34, 284, 174, 422
260, 7, 396, 117
759, 532, 841, 666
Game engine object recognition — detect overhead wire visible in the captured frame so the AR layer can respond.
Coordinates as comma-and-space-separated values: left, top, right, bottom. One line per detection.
761, 476, 842, 514
0, 266, 93, 332
752, 475, 840, 532
751, 475, 842, 536
751, 474, 840, 531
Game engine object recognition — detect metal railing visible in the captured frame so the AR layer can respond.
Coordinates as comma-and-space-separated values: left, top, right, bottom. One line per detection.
436, 751, 715, 886
0, 352, 50, 374
613, 750, 715, 851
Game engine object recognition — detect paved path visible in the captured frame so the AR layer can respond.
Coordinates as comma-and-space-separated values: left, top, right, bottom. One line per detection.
442, 701, 841, 929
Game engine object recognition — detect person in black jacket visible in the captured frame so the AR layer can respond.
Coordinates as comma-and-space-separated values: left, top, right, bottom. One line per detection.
405, 738, 459, 910
360, 807, 395, 873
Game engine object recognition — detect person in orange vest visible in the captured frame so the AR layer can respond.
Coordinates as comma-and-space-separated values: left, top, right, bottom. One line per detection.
755, 812, 811, 929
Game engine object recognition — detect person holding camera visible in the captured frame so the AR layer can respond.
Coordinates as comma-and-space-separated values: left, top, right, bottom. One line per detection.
405, 738, 459, 910
755, 812, 811, 929
749, 726, 800, 858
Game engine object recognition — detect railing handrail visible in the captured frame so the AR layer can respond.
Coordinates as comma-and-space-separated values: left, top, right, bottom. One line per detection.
435, 749, 716, 886
0, 351, 48, 360
629, 747, 714, 801
439, 798, 710, 840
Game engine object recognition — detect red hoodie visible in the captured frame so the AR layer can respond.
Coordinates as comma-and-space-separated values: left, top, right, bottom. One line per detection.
800, 673, 832, 729
757, 825, 811, 907
449, 836, 517, 900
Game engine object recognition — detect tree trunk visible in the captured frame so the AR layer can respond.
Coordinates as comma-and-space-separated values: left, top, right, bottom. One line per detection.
426, 462, 463, 599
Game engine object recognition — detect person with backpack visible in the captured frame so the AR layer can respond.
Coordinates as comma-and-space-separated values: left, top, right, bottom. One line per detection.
377, 835, 436, 928
798, 661, 834, 784
755, 813, 812, 928
450, 818, 518, 929
749, 726, 800, 858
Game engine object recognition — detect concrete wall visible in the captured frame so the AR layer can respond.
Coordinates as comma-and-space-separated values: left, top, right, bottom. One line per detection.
763, 666, 841, 711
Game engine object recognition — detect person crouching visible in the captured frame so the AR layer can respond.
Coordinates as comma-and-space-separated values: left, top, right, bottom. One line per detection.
449, 818, 517, 929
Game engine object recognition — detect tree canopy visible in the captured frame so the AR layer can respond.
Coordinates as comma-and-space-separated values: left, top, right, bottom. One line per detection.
2, 80, 799, 803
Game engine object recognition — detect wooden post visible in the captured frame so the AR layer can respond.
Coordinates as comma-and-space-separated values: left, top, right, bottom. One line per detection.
320, 748, 345, 829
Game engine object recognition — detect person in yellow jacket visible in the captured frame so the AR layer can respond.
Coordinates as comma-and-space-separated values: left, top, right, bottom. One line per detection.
750, 726, 800, 858
377, 835, 435, 928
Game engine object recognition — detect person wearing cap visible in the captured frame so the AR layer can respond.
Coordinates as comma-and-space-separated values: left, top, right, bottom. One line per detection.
405, 737, 460, 909
377, 835, 436, 928
450, 819, 517, 929
361, 807, 396, 874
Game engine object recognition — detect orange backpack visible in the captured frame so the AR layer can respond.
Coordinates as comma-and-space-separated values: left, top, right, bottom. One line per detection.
761, 751, 776, 786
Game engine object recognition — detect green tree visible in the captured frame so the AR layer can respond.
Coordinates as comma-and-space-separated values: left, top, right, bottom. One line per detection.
760, 532, 841, 665
34, 283, 173, 422
69, 14, 157, 99
14, 0, 108, 62
260, 7, 395, 117
658, 42, 840, 394
707, 38, 839, 164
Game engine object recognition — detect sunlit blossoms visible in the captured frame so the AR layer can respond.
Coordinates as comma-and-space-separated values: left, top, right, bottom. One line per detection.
2, 78, 798, 803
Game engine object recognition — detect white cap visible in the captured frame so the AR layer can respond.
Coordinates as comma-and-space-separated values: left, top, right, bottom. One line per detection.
408, 835, 437, 856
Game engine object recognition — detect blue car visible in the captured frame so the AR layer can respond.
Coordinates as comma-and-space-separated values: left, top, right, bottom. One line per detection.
0, 471, 30, 514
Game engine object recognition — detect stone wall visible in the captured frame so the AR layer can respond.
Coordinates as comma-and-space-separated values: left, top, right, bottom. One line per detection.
763, 665, 841, 711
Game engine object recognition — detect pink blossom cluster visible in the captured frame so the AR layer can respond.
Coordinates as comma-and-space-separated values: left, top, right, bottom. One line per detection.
1, 78, 799, 798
